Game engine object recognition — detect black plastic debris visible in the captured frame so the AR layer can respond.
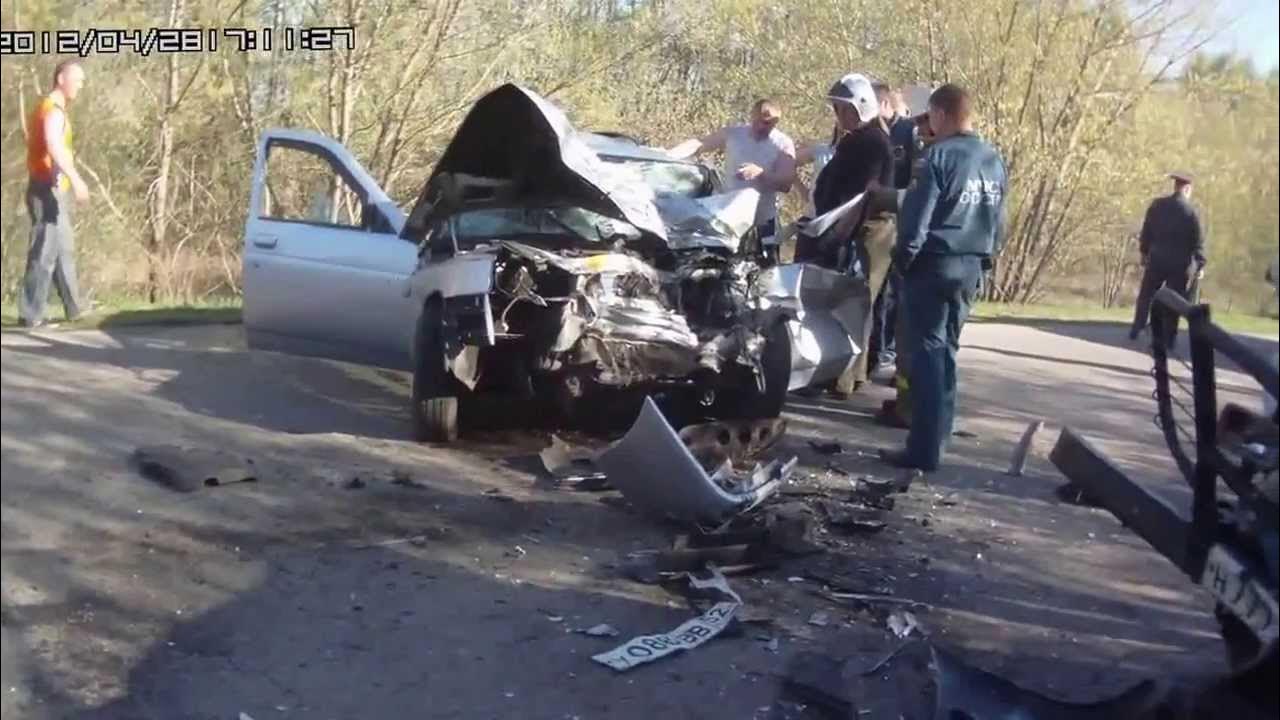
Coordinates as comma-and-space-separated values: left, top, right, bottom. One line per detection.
1054, 482, 1104, 508
808, 440, 844, 455
133, 445, 257, 493
390, 469, 426, 490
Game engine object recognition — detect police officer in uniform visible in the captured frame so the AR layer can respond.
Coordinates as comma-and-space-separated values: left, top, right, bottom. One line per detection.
878, 84, 1007, 472
1128, 171, 1206, 349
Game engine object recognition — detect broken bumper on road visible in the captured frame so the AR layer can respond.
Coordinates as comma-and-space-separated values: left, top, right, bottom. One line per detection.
595, 397, 795, 525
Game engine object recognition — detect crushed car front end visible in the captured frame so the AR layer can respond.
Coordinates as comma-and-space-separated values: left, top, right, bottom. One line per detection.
400, 84, 863, 440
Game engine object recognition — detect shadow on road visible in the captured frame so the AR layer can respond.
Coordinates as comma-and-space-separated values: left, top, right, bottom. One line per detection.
969, 316, 1278, 382
2, 326, 412, 440
1, 322, 1234, 717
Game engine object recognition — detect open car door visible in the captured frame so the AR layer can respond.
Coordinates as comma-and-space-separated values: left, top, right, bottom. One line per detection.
242, 129, 417, 370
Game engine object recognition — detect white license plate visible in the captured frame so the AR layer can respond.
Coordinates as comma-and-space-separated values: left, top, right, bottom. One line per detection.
1200, 543, 1279, 645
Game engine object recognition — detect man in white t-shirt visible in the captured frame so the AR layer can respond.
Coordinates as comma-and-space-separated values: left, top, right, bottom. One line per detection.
667, 99, 798, 243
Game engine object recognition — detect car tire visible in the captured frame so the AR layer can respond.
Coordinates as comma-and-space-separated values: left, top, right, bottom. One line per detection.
738, 321, 791, 419
412, 299, 460, 443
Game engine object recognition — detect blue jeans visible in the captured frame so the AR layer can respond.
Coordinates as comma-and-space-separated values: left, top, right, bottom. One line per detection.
870, 270, 898, 367
19, 182, 83, 325
903, 254, 982, 470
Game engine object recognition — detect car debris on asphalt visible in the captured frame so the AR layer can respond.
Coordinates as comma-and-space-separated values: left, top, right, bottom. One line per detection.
595, 397, 796, 526
807, 439, 843, 455
887, 611, 923, 639
539, 433, 610, 487
807, 611, 831, 627
577, 624, 621, 638
591, 567, 742, 672
133, 445, 258, 493
1007, 420, 1045, 477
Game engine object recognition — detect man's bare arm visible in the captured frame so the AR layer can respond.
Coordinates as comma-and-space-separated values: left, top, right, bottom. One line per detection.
667, 128, 728, 159
43, 111, 87, 191
754, 149, 797, 193
795, 143, 819, 166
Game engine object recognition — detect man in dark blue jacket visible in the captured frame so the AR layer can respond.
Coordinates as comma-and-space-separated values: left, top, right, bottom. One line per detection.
879, 84, 1007, 472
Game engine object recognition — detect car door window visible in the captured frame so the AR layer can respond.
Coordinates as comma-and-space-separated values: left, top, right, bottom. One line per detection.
260, 144, 374, 230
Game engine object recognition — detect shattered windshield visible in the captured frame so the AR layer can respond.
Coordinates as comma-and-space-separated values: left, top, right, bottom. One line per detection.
600, 157, 711, 199
451, 207, 641, 246
443, 154, 729, 249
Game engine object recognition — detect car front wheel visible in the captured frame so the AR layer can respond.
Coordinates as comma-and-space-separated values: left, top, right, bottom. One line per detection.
412, 300, 460, 443
713, 321, 791, 420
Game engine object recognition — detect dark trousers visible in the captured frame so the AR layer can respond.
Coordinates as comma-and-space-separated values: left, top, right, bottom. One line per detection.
1130, 261, 1192, 348
870, 270, 898, 367
903, 254, 982, 470
19, 182, 83, 325
836, 214, 896, 392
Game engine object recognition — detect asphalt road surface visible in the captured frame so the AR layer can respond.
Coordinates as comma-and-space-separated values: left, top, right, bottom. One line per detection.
2, 319, 1275, 719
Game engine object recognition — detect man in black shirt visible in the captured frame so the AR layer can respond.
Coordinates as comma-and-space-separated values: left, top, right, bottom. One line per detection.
1129, 172, 1206, 349
868, 82, 917, 377
803, 73, 896, 396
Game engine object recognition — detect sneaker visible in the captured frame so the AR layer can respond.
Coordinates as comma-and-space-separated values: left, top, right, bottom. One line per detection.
66, 301, 98, 323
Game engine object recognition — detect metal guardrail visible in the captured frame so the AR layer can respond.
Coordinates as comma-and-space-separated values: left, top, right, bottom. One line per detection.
1052, 287, 1278, 582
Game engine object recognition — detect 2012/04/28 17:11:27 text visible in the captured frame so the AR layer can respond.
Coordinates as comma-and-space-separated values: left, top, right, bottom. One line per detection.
0, 27, 356, 56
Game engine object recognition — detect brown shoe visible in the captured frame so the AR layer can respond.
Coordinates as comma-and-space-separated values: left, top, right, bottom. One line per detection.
876, 399, 910, 429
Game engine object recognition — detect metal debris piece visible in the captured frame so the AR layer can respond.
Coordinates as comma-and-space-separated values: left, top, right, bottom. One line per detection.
619, 544, 776, 583
808, 611, 831, 627
823, 461, 850, 476
808, 440, 843, 455
133, 445, 258, 493
935, 493, 960, 507
818, 500, 887, 533
596, 397, 792, 525
1006, 420, 1044, 477
680, 417, 788, 467
579, 624, 620, 638
484, 488, 516, 503
1053, 482, 1103, 507
540, 434, 608, 485
592, 567, 741, 672
887, 611, 922, 638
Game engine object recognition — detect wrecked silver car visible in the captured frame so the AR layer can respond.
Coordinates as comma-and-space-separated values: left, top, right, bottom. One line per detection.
241, 83, 870, 442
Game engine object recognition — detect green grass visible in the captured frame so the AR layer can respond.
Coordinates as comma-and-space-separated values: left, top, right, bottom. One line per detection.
2, 295, 1274, 339
1, 297, 241, 331
972, 301, 1279, 338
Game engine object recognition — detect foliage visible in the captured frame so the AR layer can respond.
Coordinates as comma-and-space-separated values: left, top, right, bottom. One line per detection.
1, 0, 1276, 315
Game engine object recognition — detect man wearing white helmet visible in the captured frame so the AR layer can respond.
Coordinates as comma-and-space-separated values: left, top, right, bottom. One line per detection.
804, 73, 896, 397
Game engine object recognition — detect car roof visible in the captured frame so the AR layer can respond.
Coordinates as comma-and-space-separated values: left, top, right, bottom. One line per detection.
582, 132, 696, 165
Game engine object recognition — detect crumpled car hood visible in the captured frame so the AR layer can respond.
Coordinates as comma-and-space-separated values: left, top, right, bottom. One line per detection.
402, 83, 669, 244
